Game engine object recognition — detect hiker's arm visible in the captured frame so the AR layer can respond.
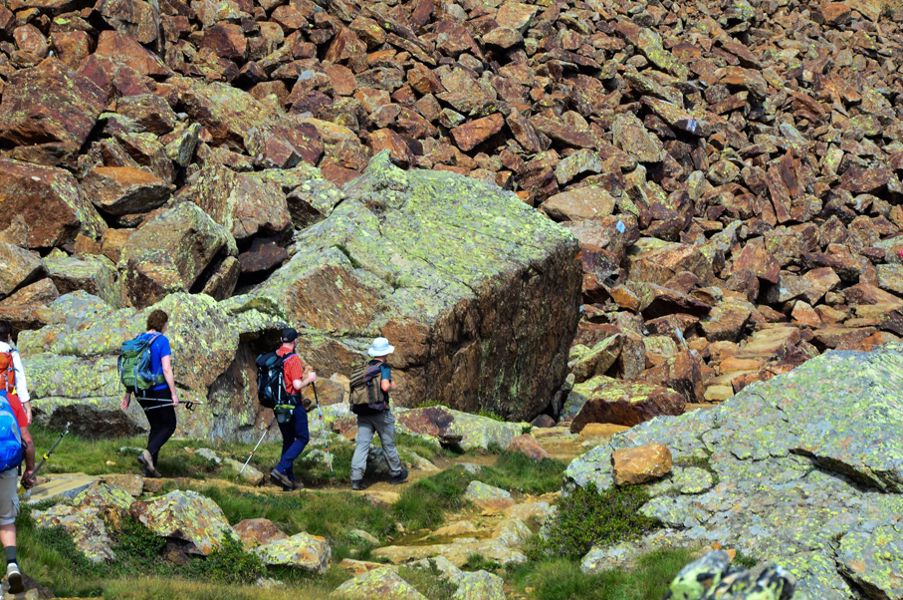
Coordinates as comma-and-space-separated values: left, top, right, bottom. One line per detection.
120, 390, 131, 411
380, 373, 395, 393
161, 355, 179, 404
293, 368, 317, 390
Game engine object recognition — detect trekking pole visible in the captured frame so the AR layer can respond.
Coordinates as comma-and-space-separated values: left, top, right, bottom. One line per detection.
142, 400, 203, 413
238, 418, 276, 476
22, 422, 70, 496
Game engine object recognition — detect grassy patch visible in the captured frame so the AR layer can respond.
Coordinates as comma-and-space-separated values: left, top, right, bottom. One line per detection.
513, 548, 695, 600
477, 452, 565, 495
393, 467, 472, 530
399, 565, 458, 598
540, 484, 659, 560
102, 576, 334, 600
462, 553, 502, 572
29, 424, 447, 489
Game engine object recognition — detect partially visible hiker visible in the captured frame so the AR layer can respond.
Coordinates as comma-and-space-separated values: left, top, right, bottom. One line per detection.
349, 337, 407, 491
269, 327, 317, 491
0, 322, 35, 492
120, 310, 179, 478
0, 373, 33, 593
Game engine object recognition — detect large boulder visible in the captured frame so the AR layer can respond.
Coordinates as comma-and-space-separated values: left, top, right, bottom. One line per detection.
43, 250, 121, 306
179, 164, 292, 241
394, 406, 527, 451
0, 158, 106, 249
32, 504, 116, 563
567, 376, 686, 430
0, 57, 108, 166
118, 202, 237, 307
0, 242, 43, 297
253, 532, 332, 573
331, 567, 427, 600
130, 490, 237, 555
243, 153, 581, 419
565, 343, 903, 599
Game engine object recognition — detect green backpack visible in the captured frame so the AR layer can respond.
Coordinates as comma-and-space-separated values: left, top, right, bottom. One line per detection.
118, 334, 165, 391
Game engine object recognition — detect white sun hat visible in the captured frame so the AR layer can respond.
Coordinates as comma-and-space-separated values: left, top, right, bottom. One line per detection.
367, 337, 395, 357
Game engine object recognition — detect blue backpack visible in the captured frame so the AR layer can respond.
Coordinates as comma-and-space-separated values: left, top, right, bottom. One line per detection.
0, 391, 23, 472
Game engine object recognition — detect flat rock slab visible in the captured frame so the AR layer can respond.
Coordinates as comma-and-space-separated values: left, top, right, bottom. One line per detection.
566, 343, 903, 599
25, 472, 98, 505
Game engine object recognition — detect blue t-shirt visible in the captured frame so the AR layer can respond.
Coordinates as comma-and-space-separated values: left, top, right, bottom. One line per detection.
138, 333, 172, 391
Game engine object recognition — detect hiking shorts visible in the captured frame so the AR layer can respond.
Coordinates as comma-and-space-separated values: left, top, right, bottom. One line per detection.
6, 393, 27, 429
0, 469, 19, 526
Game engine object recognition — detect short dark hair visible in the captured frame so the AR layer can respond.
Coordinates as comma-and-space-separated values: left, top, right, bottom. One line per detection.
146, 309, 169, 332
0, 321, 10, 342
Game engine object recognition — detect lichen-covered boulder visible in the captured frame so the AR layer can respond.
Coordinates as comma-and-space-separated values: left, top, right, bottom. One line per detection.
32, 504, 115, 563
331, 567, 427, 599
454, 570, 507, 600
242, 152, 580, 420
234, 518, 288, 550
0, 242, 43, 297
568, 376, 686, 430
566, 343, 903, 598
394, 406, 527, 451
464, 481, 515, 512
665, 551, 795, 600
130, 490, 237, 555
118, 202, 237, 307
43, 250, 120, 306
179, 164, 292, 240
836, 524, 902, 600
253, 532, 331, 573
0, 57, 108, 166
410, 557, 507, 600
72, 482, 134, 530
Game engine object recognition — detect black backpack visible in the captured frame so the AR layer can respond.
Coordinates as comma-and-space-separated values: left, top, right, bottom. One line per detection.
255, 351, 294, 409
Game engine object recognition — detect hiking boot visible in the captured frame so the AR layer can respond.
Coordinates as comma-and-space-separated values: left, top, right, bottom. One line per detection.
137, 450, 161, 478
270, 468, 296, 491
7, 562, 23, 594
351, 479, 364, 491
389, 468, 409, 485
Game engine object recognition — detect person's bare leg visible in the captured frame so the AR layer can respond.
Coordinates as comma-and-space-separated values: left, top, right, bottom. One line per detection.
0, 524, 15, 548
1, 523, 22, 593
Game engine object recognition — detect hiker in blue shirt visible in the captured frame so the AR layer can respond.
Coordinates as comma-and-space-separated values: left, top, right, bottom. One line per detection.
120, 309, 179, 478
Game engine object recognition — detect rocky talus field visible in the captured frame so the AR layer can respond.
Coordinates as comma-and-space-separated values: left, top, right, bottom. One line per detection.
0, 0, 901, 598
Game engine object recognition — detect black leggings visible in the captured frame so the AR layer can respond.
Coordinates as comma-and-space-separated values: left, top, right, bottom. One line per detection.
137, 388, 177, 465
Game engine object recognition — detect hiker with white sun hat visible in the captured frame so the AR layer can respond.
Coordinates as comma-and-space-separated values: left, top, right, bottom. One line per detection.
347, 337, 407, 490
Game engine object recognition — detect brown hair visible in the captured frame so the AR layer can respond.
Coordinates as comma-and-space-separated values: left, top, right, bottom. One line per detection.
146, 310, 169, 332
0, 321, 10, 342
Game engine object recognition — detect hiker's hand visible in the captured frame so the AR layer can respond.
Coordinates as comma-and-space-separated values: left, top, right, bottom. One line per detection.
306, 371, 317, 385
120, 394, 130, 411
21, 470, 35, 489
171, 392, 180, 406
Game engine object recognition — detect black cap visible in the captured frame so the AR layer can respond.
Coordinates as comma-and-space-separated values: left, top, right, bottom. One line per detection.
281, 327, 298, 342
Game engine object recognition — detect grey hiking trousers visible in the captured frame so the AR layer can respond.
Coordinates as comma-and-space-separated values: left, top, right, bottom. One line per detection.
351, 410, 404, 481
